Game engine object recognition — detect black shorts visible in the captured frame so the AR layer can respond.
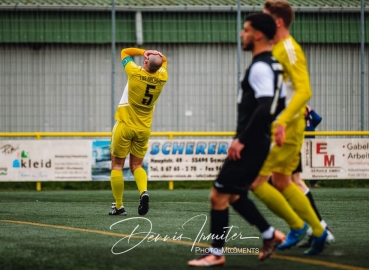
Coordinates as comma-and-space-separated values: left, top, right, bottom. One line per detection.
213, 144, 269, 195
292, 152, 302, 174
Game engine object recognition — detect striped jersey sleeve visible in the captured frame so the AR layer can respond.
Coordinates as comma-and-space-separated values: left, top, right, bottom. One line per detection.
272, 36, 312, 127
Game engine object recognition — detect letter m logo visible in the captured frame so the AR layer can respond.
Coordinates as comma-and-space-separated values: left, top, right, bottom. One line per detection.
324, 155, 335, 166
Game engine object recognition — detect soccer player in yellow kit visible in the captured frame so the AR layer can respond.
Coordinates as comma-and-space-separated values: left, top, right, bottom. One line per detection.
249, 0, 329, 255
109, 48, 168, 216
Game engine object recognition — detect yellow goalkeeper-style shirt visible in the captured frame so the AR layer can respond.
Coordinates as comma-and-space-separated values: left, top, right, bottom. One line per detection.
272, 36, 312, 129
115, 48, 168, 130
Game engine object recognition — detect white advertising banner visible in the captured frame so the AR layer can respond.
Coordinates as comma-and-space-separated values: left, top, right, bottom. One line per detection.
1, 138, 369, 181
0, 141, 92, 181
301, 139, 369, 179
148, 139, 231, 180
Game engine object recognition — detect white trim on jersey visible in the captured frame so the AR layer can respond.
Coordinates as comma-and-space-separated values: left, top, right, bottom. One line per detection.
280, 81, 286, 98
284, 78, 295, 106
270, 73, 284, 115
283, 38, 297, 65
248, 61, 274, 99
118, 82, 129, 106
237, 74, 245, 104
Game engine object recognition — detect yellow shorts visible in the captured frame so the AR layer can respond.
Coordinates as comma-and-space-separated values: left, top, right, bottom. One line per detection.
259, 116, 305, 176
110, 121, 150, 159
259, 142, 301, 176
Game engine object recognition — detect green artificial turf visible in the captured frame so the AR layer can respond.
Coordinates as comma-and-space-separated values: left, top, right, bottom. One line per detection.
0, 189, 368, 270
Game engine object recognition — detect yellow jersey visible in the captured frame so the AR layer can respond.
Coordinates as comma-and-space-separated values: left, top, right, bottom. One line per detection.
272, 36, 312, 128
115, 48, 168, 130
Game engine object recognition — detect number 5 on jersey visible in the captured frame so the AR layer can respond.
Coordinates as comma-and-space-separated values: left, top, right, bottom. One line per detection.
142, 84, 155, 105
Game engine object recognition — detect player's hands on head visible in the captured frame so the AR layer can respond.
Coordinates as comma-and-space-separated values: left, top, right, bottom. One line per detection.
274, 125, 286, 146
228, 138, 244, 161
144, 50, 163, 60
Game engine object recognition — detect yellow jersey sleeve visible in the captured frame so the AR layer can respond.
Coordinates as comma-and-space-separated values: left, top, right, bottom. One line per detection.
161, 55, 167, 69
272, 36, 312, 127
121, 48, 145, 60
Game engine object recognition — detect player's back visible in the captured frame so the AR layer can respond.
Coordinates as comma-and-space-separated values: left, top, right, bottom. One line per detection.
116, 61, 168, 130
237, 51, 285, 145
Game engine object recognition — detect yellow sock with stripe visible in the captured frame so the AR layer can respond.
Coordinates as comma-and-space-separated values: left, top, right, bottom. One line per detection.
133, 167, 147, 195
253, 182, 304, 230
110, 170, 124, 209
282, 182, 325, 237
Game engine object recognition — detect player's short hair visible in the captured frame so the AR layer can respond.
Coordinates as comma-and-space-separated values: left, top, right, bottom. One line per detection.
264, 0, 294, 28
245, 13, 277, 40
147, 55, 163, 73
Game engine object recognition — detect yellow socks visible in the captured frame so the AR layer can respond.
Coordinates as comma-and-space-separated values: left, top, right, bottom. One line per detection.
134, 167, 147, 195
253, 182, 305, 230
110, 170, 124, 209
282, 182, 325, 237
